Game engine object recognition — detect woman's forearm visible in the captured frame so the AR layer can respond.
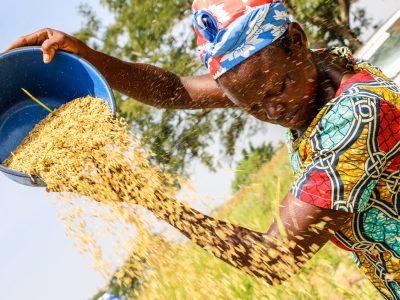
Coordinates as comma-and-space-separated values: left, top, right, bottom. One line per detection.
84, 49, 195, 109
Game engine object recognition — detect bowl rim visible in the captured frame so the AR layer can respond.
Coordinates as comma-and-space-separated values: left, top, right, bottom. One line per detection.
0, 46, 116, 114
0, 164, 42, 183
0, 46, 117, 186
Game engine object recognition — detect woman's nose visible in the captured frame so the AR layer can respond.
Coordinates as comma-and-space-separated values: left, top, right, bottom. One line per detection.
266, 104, 285, 120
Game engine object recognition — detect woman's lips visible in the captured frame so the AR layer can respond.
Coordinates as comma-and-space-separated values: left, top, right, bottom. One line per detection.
284, 107, 300, 120
277, 108, 302, 127
284, 112, 298, 122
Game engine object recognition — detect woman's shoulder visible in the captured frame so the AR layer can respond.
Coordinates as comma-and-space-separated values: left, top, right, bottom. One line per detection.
318, 63, 400, 132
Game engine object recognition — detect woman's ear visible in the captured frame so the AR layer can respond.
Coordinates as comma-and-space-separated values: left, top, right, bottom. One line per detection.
287, 22, 309, 51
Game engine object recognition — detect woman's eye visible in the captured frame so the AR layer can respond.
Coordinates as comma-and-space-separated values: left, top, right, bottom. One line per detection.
265, 76, 286, 96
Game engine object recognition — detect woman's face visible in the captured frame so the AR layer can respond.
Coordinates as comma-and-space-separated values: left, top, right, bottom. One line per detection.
217, 30, 319, 131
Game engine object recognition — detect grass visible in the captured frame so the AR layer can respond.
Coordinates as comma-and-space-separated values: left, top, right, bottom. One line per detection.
106, 147, 382, 299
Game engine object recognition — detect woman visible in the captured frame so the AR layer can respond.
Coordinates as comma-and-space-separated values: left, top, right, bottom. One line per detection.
6, 0, 400, 298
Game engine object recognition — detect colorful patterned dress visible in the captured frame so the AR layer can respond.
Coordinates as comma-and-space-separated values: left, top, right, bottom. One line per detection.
286, 47, 400, 299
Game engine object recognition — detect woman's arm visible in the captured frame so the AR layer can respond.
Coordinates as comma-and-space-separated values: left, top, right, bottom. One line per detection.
86, 50, 234, 109
141, 191, 352, 285
5, 28, 234, 110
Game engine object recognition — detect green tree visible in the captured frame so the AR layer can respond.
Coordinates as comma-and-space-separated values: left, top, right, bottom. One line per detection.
231, 142, 276, 193
286, 0, 372, 49
75, 0, 372, 177
91, 252, 146, 299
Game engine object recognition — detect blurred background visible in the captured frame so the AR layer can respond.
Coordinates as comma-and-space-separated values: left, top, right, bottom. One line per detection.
0, 0, 399, 299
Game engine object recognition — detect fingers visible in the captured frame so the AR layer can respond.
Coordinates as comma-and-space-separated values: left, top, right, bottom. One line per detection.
41, 32, 87, 63
4, 28, 85, 64
41, 36, 61, 64
4, 28, 51, 52
4, 28, 67, 64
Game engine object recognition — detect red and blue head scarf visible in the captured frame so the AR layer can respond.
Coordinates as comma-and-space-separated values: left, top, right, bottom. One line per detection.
192, 0, 290, 79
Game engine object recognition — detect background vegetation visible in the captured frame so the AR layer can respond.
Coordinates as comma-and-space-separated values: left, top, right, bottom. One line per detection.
231, 142, 277, 193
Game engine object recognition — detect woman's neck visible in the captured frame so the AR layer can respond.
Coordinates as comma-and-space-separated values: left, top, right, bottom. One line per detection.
312, 50, 356, 109
294, 50, 356, 137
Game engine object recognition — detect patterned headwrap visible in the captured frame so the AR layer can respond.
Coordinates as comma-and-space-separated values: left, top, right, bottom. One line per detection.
192, 0, 290, 79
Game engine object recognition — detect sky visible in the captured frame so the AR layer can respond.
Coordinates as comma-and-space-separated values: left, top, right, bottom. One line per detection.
0, 0, 399, 299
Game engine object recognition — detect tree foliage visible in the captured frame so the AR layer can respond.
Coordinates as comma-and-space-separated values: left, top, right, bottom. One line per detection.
231, 142, 276, 193
91, 250, 147, 299
75, 0, 372, 177
286, 0, 372, 49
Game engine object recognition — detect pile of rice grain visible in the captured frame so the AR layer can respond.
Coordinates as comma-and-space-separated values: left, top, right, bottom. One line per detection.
4, 96, 173, 202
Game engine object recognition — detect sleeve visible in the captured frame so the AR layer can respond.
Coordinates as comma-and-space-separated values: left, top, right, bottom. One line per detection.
291, 96, 400, 213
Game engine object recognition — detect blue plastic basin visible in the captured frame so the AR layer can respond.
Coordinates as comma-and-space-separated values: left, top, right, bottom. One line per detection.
0, 47, 116, 187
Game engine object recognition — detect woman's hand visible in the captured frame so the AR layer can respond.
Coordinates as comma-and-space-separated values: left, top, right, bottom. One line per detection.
4, 28, 92, 64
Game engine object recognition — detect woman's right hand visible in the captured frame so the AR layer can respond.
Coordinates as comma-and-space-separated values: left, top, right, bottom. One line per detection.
4, 28, 92, 64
